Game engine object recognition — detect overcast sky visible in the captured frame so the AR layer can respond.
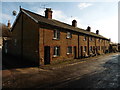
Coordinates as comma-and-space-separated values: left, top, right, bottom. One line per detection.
1, 1, 118, 43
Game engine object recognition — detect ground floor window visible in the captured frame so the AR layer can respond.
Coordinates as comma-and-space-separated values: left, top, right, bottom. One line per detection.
90, 46, 92, 52
83, 46, 87, 52
67, 46, 72, 54
53, 46, 60, 56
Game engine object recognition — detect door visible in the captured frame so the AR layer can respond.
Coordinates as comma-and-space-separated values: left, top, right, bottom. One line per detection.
74, 46, 77, 59
44, 46, 50, 65
81, 46, 83, 58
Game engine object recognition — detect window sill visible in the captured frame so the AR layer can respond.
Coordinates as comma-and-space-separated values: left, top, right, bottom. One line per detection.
52, 38, 60, 40
67, 53, 72, 55
53, 55, 59, 57
66, 37, 72, 39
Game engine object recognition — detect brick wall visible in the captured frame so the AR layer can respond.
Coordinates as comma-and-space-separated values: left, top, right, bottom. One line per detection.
39, 25, 78, 65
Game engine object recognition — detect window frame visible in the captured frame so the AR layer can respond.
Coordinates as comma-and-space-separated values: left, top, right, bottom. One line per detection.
67, 46, 72, 54
90, 37, 92, 41
83, 46, 87, 52
66, 32, 72, 39
53, 46, 60, 57
90, 46, 92, 52
53, 30, 60, 40
83, 35, 87, 41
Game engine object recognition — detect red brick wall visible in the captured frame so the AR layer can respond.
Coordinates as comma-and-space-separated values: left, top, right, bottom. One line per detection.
39, 26, 78, 64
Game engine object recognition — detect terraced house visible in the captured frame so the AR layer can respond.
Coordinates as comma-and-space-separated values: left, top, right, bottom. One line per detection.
7, 8, 110, 66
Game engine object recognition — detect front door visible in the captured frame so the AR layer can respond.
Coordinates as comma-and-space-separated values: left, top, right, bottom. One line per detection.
74, 46, 77, 59
44, 46, 50, 65
81, 46, 83, 58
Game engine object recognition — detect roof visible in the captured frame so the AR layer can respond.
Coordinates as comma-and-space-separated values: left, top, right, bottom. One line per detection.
15, 8, 109, 40
0, 23, 11, 37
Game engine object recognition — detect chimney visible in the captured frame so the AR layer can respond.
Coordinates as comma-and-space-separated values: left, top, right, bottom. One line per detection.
96, 30, 99, 34
72, 20, 77, 27
7, 20, 11, 29
87, 26, 91, 32
45, 8, 53, 19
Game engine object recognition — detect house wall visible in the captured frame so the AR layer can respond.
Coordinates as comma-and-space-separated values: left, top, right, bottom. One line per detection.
89, 36, 96, 55
39, 24, 110, 65
22, 13, 39, 65
79, 35, 88, 58
39, 25, 78, 65
9, 12, 39, 65
9, 14, 22, 57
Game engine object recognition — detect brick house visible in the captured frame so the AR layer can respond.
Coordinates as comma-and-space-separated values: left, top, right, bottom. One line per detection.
8, 8, 110, 66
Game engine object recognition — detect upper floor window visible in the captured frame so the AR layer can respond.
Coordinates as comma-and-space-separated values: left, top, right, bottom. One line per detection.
90, 37, 92, 41
53, 30, 60, 40
67, 32, 72, 39
53, 46, 60, 56
83, 35, 87, 41
98, 38, 100, 42
67, 46, 72, 54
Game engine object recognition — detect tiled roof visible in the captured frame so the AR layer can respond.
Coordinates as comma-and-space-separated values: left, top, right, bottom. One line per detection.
21, 8, 109, 40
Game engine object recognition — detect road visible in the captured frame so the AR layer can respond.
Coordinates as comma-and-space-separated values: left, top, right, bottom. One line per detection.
52, 53, 120, 88
2, 53, 120, 88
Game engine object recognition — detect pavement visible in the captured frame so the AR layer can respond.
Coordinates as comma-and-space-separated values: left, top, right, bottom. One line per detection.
2, 52, 120, 88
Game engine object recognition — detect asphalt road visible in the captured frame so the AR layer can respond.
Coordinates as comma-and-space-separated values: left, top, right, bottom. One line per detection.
53, 54, 119, 88
2, 53, 120, 88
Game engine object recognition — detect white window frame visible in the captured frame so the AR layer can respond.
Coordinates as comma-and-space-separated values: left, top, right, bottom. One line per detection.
83, 46, 87, 52
53, 30, 60, 40
53, 46, 60, 57
90, 37, 92, 41
83, 35, 87, 41
67, 46, 72, 54
67, 32, 72, 39
90, 46, 92, 52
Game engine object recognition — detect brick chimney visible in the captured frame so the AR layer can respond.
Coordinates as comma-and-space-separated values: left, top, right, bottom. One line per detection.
96, 30, 99, 34
45, 8, 53, 19
87, 26, 91, 32
72, 20, 77, 27
7, 20, 11, 29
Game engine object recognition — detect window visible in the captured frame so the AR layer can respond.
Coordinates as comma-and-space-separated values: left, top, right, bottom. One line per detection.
53, 30, 60, 40
83, 46, 87, 52
98, 39, 100, 42
67, 32, 72, 39
67, 46, 72, 54
53, 46, 60, 56
90, 37, 92, 41
90, 46, 92, 52
83, 35, 87, 41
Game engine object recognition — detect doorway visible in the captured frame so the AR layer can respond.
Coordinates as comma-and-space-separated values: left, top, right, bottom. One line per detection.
74, 46, 77, 59
81, 46, 83, 58
44, 46, 50, 65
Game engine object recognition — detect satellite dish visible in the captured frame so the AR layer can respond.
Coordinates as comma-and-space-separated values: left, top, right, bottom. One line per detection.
12, 10, 17, 16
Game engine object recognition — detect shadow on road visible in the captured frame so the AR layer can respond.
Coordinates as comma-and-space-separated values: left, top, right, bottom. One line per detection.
2, 53, 39, 70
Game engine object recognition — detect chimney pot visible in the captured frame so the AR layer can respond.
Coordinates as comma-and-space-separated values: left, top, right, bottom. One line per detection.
72, 20, 77, 27
87, 26, 91, 32
96, 30, 99, 34
45, 8, 53, 19
7, 20, 11, 29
